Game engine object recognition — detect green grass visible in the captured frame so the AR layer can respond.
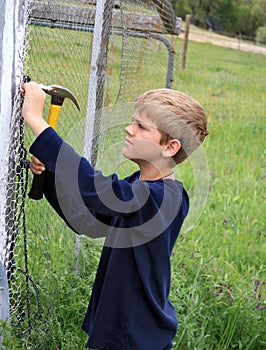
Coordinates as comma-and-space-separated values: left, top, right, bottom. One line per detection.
3, 29, 266, 349
169, 40, 266, 349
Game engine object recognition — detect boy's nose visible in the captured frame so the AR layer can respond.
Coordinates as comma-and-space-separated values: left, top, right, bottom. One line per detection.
125, 123, 134, 135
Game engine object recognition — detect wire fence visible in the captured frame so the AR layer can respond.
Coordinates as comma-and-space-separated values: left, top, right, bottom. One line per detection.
1, 0, 182, 347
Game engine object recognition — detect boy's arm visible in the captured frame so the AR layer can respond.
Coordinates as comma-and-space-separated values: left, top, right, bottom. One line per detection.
28, 128, 189, 247
29, 128, 186, 225
22, 82, 111, 237
42, 169, 111, 238
21, 82, 50, 136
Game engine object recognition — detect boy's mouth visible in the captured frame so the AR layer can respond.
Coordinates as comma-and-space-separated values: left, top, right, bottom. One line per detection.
125, 138, 133, 145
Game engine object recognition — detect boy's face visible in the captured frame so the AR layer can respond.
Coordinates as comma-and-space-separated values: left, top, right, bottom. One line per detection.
122, 111, 164, 165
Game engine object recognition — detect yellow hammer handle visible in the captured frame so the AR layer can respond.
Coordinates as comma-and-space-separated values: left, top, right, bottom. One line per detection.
47, 104, 61, 129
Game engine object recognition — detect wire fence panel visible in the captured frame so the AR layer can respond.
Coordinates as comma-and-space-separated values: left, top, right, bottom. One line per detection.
1, 0, 181, 347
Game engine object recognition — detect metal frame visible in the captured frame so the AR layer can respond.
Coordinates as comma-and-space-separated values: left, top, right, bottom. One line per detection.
28, 19, 176, 89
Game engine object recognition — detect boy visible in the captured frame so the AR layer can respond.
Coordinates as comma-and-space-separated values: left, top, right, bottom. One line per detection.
21, 82, 208, 349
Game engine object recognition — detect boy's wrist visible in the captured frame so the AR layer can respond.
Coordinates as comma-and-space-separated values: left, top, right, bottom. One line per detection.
25, 117, 50, 136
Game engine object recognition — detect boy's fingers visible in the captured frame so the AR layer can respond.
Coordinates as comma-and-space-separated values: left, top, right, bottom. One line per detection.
20, 86, 25, 95
30, 156, 45, 175
21, 82, 44, 96
20, 82, 32, 94
32, 155, 44, 166
30, 164, 45, 175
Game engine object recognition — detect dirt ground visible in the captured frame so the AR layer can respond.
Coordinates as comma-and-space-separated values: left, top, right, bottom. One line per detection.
179, 26, 266, 56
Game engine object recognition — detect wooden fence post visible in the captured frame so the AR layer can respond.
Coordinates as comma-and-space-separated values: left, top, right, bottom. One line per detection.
181, 14, 191, 71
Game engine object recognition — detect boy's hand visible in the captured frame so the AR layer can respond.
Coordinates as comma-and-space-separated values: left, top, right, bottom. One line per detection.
21, 82, 50, 136
30, 156, 45, 175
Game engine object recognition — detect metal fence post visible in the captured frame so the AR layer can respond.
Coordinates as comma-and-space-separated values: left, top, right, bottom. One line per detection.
0, 0, 27, 340
75, 0, 114, 272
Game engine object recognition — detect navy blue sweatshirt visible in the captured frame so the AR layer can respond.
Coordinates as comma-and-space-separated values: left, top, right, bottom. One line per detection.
30, 127, 189, 350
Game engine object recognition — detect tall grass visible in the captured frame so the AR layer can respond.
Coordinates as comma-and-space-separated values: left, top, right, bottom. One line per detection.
169, 41, 266, 349
2, 36, 265, 349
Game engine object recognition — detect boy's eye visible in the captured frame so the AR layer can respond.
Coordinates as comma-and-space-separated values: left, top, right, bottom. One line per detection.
137, 122, 148, 130
130, 117, 147, 130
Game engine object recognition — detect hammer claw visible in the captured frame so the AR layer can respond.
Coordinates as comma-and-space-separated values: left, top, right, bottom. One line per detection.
39, 83, 80, 110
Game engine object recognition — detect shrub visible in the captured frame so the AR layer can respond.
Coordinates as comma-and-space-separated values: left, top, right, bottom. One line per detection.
256, 26, 266, 44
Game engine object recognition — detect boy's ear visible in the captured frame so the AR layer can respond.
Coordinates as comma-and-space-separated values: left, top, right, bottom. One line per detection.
162, 139, 181, 158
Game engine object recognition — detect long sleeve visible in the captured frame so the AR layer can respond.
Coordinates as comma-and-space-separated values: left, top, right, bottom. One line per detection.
29, 127, 188, 246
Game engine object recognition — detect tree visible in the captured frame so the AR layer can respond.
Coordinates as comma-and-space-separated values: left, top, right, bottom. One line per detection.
253, 0, 266, 43
234, 0, 265, 38
253, 0, 266, 26
171, 0, 237, 30
171, 0, 265, 38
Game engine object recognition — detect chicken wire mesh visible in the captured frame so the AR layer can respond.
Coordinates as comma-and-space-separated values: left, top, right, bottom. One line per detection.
1, 0, 182, 347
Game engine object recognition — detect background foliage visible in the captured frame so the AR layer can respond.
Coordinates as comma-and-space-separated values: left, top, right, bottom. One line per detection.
171, 0, 266, 42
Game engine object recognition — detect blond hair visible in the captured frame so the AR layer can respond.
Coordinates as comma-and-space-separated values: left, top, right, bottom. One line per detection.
135, 88, 209, 164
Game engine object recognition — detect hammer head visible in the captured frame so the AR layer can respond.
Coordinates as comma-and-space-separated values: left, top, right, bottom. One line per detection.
39, 84, 80, 110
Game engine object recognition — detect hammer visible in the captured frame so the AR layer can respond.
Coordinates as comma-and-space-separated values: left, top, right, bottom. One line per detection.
28, 84, 80, 200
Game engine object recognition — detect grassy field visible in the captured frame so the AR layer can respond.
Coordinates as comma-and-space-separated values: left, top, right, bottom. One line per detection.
2, 31, 266, 349
169, 40, 266, 349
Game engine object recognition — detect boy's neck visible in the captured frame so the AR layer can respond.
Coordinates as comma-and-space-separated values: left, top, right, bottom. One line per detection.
139, 166, 174, 181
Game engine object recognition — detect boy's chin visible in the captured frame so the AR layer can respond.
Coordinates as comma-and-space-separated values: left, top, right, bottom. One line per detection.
122, 148, 129, 159
122, 149, 133, 160
122, 151, 140, 165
